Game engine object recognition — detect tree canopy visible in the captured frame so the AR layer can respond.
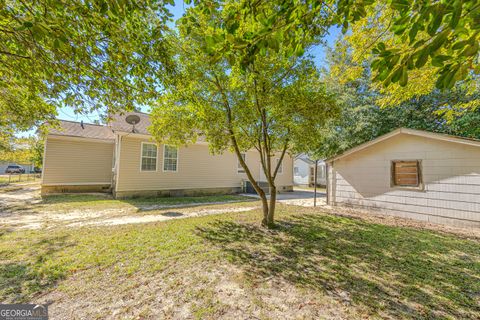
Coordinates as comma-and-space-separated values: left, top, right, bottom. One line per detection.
2, 0, 478, 141
150, 2, 338, 227
332, 2, 480, 117
1, 0, 174, 141
186, 0, 479, 114
316, 44, 480, 159
0, 136, 43, 168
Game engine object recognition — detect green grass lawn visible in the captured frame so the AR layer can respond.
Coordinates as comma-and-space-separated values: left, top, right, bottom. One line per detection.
38, 193, 252, 212
0, 205, 479, 319
0, 174, 40, 185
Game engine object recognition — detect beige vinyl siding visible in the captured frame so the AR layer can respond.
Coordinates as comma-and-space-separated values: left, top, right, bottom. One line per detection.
329, 134, 480, 228
42, 137, 114, 185
116, 136, 293, 192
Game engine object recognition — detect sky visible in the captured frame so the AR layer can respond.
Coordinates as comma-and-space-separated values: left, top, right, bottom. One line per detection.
18, 1, 340, 137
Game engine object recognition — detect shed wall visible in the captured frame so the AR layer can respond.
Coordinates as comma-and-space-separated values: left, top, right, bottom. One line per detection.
329, 134, 480, 228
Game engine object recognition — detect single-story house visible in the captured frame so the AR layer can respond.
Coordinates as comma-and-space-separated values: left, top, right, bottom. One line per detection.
326, 128, 480, 228
41, 112, 293, 198
293, 155, 326, 186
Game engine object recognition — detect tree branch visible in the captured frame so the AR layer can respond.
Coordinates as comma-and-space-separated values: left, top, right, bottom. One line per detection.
273, 139, 289, 180
0, 50, 30, 59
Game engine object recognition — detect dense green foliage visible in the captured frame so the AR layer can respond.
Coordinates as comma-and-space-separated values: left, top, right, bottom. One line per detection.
186, 0, 479, 106
333, 3, 480, 116
0, 136, 44, 167
339, 0, 480, 89
317, 47, 480, 159
1, 0, 173, 139
150, 2, 338, 226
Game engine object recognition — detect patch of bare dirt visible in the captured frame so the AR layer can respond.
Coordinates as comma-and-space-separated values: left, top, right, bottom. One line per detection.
0, 183, 260, 230
0, 205, 259, 230
0, 182, 40, 203
37, 262, 360, 320
67, 206, 258, 228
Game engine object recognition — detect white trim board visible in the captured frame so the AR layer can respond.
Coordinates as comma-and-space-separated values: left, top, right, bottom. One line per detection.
42, 182, 111, 186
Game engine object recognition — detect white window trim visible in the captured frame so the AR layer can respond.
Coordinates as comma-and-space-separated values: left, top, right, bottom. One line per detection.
237, 152, 246, 174
163, 144, 179, 173
140, 142, 158, 172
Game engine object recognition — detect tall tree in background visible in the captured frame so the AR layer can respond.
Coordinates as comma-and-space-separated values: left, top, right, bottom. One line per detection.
150, 3, 338, 227
0, 0, 174, 141
332, 2, 480, 118
0, 136, 43, 168
188, 0, 479, 116
317, 43, 480, 159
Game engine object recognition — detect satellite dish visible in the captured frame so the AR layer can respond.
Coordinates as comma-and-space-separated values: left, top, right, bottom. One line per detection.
125, 114, 140, 125
125, 114, 141, 133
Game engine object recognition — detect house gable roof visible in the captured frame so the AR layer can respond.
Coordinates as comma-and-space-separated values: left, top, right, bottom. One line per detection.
48, 112, 208, 143
326, 128, 480, 163
48, 111, 149, 140
109, 111, 151, 135
49, 120, 115, 141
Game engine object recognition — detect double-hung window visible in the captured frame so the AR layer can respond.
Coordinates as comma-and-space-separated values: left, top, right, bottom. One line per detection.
141, 143, 157, 171
163, 145, 178, 172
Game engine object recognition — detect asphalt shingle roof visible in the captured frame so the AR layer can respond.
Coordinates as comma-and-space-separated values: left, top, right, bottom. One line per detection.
49, 111, 207, 142
109, 111, 151, 135
49, 120, 115, 140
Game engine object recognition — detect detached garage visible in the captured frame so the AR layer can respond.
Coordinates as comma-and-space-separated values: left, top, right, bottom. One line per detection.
326, 128, 480, 228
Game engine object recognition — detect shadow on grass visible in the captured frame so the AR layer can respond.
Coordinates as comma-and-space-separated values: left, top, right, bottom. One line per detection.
196, 212, 480, 319
0, 235, 74, 302
161, 211, 185, 217
39, 193, 255, 213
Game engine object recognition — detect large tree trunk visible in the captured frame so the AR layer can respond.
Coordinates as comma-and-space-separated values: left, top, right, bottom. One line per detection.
265, 185, 276, 228
258, 188, 270, 227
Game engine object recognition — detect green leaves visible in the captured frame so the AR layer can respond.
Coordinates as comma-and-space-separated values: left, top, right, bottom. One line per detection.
1, 0, 174, 139
152, 0, 339, 199
431, 55, 451, 67
183, 0, 479, 92
364, 0, 479, 89
415, 49, 430, 68
449, 0, 463, 29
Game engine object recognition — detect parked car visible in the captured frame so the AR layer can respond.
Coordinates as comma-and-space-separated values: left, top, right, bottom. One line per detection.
33, 167, 42, 173
5, 165, 25, 174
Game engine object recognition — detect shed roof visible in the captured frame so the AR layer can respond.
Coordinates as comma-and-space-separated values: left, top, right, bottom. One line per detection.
326, 128, 480, 163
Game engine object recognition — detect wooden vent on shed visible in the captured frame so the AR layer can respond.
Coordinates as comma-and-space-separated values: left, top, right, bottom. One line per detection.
391, 160, 421, 187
